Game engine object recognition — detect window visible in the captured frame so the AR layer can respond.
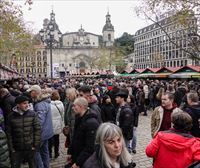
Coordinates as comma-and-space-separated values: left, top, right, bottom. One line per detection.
108, 34, 111, 41
38, 62, 41, 67
38, 68, 41, 73
177, 60, 180, 67
185, 60, 187, 66
43, 51, 47, 56
26, 68, 30, 73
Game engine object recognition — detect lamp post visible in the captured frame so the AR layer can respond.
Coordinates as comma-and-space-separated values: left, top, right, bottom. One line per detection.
39, 24, 61, 80
0, 27, 3, 63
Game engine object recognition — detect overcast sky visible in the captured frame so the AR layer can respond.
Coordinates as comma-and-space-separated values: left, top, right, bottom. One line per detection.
13, 0, 152, 38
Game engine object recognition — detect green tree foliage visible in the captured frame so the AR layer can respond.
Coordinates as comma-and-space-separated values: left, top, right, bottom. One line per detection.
114, 32, 134, 72
136, 0, 200, 60
0, 0, 35, 66
115, 32, 134, 56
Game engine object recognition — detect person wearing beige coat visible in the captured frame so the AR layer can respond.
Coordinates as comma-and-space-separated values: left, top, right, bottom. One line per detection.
151, 92, 183, 138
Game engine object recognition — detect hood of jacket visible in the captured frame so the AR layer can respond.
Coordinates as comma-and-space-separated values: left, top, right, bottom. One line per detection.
34, 93, 51, 104
12, 106, 31, 115
157, 131, 197, 151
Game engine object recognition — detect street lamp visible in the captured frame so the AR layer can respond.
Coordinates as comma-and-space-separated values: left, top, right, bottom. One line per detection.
39, 23, 62, 80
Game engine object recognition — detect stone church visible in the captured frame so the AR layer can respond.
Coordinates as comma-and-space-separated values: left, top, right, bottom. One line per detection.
36, 10, 115, 78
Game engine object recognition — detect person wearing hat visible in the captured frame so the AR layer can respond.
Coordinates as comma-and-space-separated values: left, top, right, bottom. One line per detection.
6, 95, 41, 168
115, 88, 134, 151
28, 85, 53, 168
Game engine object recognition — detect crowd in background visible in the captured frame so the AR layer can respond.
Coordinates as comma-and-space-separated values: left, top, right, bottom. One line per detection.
0, 77, 200, 168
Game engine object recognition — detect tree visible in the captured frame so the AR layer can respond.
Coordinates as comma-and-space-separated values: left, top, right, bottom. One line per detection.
114, 32, 135, 72
0, 0, 36, 66
136, 0, 200, 60
115, 32, 135, 56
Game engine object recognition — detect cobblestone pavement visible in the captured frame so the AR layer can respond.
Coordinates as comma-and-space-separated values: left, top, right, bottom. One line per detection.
23, 111, 153, 168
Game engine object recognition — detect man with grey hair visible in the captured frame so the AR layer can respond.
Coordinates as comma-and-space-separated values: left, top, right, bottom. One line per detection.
184, 92, 200, 137
66, 97, 100, 168
28, 85, 53, 168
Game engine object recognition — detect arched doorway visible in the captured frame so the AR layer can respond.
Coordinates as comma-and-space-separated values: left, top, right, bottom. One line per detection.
79, 61, 86, 73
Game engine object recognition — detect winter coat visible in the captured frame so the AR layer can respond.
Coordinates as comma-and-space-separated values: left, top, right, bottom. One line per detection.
101, 103, 116, 123
6, 107, 41, 151
117, 104, 134, 140
0, 108, 5, 130
33, 93, 53, 141
67, 109, 100, 167
64, 99, 75, 128
89, 102, 102, 123
0, 113, 10, 168
83, 152, 136, 168
51, 100, 64, 135
151, 106, 182, 138
146, 130, 200, 168
129, 103, 139, 127
0, 93, 15, 122
184, 103, 200, 137
174, 86, 187, 107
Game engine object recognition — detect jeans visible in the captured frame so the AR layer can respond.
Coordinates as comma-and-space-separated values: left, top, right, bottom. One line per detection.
35, 140, 50, 168
131, 127, 137, 151
124, 139, 131, 150
11, 151, 35, 168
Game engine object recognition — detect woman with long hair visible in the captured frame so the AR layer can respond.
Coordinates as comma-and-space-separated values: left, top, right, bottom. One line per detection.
49, 90, 64, 159
101, 95, 116, 123
83, 123, 136, 168
63, 88, 77, 146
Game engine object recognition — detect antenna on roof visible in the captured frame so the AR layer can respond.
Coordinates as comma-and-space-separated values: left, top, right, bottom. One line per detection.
51, 5, 54, 12
107, 6, 109, 14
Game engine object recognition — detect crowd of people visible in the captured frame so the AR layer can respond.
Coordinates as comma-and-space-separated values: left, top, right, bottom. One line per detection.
0, 77, 200, 168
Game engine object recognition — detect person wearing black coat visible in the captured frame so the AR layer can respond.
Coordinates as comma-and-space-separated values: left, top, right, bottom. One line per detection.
0, 108, 10, 168
100, 95, 116, 123
66, 97, 100, 168
0, 88, 16, 123
115, 89, 134, 148
184, 92, 200, 137
6, 96, 41, 168
127, 95, 139, 153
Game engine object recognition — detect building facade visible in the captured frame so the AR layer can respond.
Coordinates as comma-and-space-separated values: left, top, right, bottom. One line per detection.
134, 13, 200, 69
17, 10, 115, 78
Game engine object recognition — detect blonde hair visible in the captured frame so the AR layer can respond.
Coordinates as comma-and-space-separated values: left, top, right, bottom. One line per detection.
96, 123, 132, 168
66, 88, 77, 101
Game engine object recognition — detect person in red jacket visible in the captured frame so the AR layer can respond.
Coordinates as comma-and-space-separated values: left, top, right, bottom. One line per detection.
146, 111, 200, 168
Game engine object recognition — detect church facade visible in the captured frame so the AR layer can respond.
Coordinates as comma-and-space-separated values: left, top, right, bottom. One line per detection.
19, 10, 115, 78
